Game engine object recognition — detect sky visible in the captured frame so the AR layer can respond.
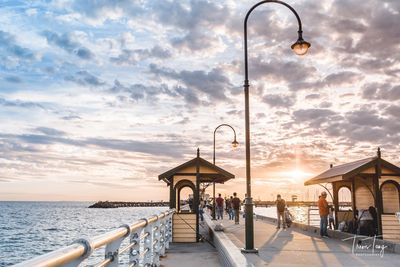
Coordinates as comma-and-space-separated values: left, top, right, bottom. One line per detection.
0, 0, 399, 202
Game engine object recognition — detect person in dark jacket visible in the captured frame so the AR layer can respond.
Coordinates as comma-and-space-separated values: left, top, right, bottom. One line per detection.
276, 194, 286, 229
231, 192, 241, 225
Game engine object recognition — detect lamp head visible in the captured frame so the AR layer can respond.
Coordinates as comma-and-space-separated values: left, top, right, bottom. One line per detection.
291, 31, 310, 56
231, 139, 239, 149
291, 38, 310, 56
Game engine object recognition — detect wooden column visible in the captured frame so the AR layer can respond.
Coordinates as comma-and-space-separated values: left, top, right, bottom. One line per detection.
195, 149, 200, 242
351, 178, 357, 219
332, 182, 339, 229
374, 156, 383, 237
169, 176, 175, 209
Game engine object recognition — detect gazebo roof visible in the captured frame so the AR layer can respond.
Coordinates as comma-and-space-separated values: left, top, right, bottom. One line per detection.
158, 156, 235, 184
304, 157, 400, 186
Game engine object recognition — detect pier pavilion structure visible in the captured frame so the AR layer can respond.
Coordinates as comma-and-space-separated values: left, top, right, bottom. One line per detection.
158, 149, 234, 242
304, 148, 400, 242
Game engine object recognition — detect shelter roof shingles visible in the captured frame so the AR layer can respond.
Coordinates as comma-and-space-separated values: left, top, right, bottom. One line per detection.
158, 156, 235, 184
305, 157, 400, 185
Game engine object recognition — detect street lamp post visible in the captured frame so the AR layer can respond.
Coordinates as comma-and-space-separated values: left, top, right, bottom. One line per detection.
242, 0, 310, 253
212, 124, 239, 220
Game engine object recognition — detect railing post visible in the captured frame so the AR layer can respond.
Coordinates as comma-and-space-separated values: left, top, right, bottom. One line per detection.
143, 218, 154, 266
129, 231, 141, 266
152, 219, 161, 266
103, 224, 130, 267
166, 213, 173, 248
129, 227, 142, 266
159, 213, 167, 257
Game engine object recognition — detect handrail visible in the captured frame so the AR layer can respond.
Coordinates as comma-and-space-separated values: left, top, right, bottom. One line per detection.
13, 209, 175, 267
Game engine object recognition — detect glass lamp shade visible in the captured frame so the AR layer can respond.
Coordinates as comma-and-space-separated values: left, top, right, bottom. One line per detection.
232, 140, 239, 149
291, 39, 311, 56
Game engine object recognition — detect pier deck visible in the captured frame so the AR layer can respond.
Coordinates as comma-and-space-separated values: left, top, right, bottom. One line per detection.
218, 215, 400, 267
160, 221, 222, 267
218, 218, 400, 267
160, 241, 221, 267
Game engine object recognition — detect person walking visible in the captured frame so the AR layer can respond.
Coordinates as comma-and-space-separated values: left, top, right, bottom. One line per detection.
318, 191, 329, 237
228, 196, 234, 220
328, 206, 335, 229
276, 194, 286, 229
199, 198, 205, 222
216, 193, 224, 220
225, 197, 230, 218
231, 192, 241, 224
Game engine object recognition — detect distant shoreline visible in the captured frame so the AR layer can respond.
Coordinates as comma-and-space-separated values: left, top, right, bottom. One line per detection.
88, 201, 170, 208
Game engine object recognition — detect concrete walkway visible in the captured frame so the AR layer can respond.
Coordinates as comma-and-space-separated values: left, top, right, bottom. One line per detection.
217, 216, 400, 267
160, 221, 222, 267
160, 241, 221, 267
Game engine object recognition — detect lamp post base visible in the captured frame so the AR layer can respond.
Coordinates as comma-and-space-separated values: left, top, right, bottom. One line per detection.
241, 248, 258, 254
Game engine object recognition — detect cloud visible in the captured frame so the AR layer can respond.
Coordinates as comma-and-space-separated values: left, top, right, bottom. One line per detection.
248, 56, 317, 84
61, 115, 82, 120
0, 30, 34, 60
149, 64, 232, 101
109, 80, 176, 103
0, 97, 46, 110
262, 94, 296, 108
153, 0, 229, 51
65, 70, 105, 86
35, 127, 66, 136
4, 76, 22, 83
305, 94, 320, 100
42, 30, 94, 60
293, 108, 337, 122
110, 45, 171, 65
323, 71, 362, 87
71, 0, 143, 24
385, 105, 400, 118
0, 133, 189, 158
361, 83, 400, 101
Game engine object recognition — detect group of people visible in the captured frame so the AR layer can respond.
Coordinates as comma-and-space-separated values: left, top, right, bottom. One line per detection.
197, 190, 378, 240
215, 192, 241, 224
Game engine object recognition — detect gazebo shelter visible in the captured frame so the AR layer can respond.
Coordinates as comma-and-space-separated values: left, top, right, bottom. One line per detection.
304, 148, 400, 242
158, 149, 234, 242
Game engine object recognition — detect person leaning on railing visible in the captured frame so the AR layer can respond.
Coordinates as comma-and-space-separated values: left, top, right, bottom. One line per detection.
318, 192, 329, 238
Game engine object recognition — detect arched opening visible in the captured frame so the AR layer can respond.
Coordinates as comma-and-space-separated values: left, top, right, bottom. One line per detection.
178, 186, 194, 213
174, 179, 196, 214
338, 186, 352, 211
381, 181, 400, 214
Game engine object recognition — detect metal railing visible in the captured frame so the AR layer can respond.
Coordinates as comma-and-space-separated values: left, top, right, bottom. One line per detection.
307, 207, 320, 226
14, 209, 175, 267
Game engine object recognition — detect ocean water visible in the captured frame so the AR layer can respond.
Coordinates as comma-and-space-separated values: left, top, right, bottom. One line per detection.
0, 202, 321, 266
254, 206, 315, 225
0, 202, 167, 266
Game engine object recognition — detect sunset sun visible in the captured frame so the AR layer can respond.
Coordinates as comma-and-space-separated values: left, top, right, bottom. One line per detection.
287, 169, 311, 181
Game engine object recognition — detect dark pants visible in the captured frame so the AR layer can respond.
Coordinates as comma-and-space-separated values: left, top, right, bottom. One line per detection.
217, 206, 223, 219
277, 211, 286, 228
329, 217, 335, 229
228, 208, 234, 220
234, 209, 240, 224
320, 215, 328, 236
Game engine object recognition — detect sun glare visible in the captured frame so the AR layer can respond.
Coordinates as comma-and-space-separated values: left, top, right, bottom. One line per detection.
287, 169, 310, 181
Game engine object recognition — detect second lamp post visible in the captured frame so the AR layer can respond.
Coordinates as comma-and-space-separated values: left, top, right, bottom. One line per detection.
212, 124, 239, 220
